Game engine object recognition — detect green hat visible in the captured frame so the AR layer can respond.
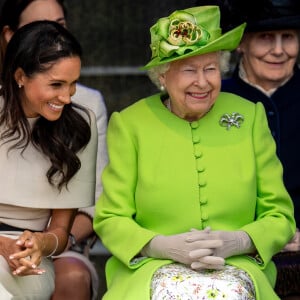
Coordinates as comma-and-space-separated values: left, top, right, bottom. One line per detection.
142, 6, 246, 70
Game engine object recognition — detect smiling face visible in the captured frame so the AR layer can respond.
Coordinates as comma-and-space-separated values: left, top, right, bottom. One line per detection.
239, 29, 299, 91
160, 52, 221, 121
15, 56, 80, 120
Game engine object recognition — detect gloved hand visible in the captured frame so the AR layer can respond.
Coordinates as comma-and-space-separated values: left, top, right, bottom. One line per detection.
204, 230, 255, 258
190, 251, 225, 270
282, 228, 300, 252
141, 229, 223, 265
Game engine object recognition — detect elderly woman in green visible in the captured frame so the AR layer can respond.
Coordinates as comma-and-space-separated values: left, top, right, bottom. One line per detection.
94, 5, 295, 300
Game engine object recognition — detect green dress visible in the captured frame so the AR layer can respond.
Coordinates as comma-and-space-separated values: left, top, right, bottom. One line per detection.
94, 92, 295, 299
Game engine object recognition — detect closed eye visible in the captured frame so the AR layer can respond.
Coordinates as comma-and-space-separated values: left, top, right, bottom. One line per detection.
183, 68, 196, 72
51, 82, 63, 87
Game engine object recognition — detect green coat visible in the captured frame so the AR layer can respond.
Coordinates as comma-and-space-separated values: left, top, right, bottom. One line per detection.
94, 92, 295, 299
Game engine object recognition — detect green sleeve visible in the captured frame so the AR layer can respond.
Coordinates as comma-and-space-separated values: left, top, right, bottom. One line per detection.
93, 112, 157, 268
242, 102, 296, 267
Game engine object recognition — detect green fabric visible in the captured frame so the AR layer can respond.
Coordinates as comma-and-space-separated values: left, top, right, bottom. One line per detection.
142, 6, 246, 69
94, 92, 295, 299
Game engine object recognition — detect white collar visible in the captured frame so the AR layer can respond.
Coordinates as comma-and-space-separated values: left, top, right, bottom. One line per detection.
238, 59, 291, 97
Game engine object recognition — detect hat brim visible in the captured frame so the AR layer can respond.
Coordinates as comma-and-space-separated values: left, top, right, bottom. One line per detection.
141, 22, 246, 70
245, 16, 300, 32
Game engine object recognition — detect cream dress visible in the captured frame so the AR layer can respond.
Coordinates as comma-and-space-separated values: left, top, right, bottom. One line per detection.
0, 108, 97, 299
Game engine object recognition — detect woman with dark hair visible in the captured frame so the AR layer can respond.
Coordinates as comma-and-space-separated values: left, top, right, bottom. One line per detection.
0, 0, 67, 75
0, 1, 109, 299
0, 20, 97, 299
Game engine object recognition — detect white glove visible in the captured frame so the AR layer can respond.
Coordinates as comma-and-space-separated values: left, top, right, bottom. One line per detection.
205, 230, 255, 258
190, 252, 225, 270
282, 228, 300, 252
141, 230, 223, 265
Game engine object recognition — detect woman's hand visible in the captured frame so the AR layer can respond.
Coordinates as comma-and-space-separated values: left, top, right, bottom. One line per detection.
192, 229, 255, 259
8, 230, 46, 276
0, 208, 75, 277
0, 235, 24, 271
141, 229, 223, 266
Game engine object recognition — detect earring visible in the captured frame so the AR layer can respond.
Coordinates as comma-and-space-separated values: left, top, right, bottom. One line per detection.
160, 85, 165, 92
18, 83, 22, 88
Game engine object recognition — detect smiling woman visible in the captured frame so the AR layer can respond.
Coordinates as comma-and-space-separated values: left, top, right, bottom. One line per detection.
158, 52, 222, 121
14, 56, 81, 120
93, 5, 295, 300
219, 0, 300, 298
0, 20, 97, 299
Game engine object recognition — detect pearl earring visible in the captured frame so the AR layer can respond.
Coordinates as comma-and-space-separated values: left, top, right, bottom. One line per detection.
18, 83, 23, 88
160, 85, 165, 92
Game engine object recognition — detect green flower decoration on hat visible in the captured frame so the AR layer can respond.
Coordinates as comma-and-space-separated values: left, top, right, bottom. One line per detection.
142, 6, 246, 70
152, 11, 210, 59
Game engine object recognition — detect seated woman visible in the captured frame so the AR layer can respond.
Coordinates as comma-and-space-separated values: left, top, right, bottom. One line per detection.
215, 0, 300, 298
93, 5, 295, 300
0, 20, 97, 299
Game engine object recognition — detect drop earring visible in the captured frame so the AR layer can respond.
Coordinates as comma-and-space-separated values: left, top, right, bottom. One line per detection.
160, 85, 165, 92
18, 83, 23, 88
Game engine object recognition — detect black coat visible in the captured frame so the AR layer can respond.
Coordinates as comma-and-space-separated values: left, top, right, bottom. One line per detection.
222, 66, 300, 226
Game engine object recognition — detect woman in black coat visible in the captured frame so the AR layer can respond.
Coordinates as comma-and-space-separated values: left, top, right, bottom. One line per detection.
219, 0, 300, 299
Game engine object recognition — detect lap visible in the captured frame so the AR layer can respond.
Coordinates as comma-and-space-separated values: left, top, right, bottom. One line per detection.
0, 255, 54, 300
151, 263, 255, 300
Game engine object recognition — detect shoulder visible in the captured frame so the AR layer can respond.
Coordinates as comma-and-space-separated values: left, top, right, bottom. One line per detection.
218, 91, 255, 107
120, 94, 160, 116
108, 94, 161, 130
288, 66, 300, 83
72, 83, 106, 116
217, 92, 265, 119
221, 77, 241, 92
72, 104, 97, 127
73, 83, 103, 101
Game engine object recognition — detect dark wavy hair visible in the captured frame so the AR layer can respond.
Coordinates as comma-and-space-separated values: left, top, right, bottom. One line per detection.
0, 0, 67, 76
0, 20, 91, 190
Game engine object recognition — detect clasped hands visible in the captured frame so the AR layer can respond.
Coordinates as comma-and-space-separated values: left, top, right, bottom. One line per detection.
142, 227, 254, 270
4, 230, 46, 276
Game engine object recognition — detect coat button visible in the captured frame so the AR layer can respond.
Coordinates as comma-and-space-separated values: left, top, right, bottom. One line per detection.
190, 121, 199, 129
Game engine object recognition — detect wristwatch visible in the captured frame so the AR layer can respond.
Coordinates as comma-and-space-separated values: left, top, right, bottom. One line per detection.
69, 233, 77, 247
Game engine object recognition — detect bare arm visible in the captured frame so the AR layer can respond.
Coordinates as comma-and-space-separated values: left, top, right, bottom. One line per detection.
9, 208, 77, 276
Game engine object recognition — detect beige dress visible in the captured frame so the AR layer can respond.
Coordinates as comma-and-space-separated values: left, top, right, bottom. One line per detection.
51, 84, 108, 300
0, 107, 97, 299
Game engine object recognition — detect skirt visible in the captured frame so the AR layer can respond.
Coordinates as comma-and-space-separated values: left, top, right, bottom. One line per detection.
151, 263, 255, 300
